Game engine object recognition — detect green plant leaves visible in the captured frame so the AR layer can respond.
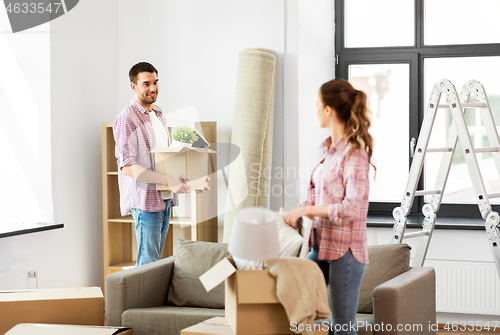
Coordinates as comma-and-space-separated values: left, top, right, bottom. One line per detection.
172, 125, 199, 144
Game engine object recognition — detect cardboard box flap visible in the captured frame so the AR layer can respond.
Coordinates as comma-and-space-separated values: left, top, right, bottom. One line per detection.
5, 324, 132, 335
187, 147, 219, 154
151, 147, 218, 154
180, 317, 233, 334
235, 270, 280, 304
199, 258, 236, 292
0, 287, 103, 302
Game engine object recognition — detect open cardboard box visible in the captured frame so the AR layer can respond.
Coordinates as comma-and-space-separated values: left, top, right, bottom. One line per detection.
0, 287, 104, 335
199, 258, 295, 335
151, 146, 217, 191
152, 125, 218, 191
5, 324, 132, 335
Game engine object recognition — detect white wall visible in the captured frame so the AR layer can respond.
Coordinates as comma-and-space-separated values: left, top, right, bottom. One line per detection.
367, 228, 494, 262
50, 0, 120, 287
295, 0, 335, 206
0, 0, 119, 288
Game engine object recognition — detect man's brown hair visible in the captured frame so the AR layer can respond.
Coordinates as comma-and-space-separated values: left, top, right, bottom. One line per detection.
129, 62, 158, 84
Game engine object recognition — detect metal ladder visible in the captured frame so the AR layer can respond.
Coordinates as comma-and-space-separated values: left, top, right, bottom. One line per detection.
391, 79, 500, 277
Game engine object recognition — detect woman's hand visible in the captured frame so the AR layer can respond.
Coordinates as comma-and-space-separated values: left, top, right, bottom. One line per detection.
283, 206, 308, 228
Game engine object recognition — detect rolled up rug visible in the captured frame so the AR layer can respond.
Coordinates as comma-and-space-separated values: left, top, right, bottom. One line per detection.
223, 48, 277, 243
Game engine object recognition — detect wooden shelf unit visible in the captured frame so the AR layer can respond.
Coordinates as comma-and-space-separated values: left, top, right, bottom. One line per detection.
102, 121, 218, 285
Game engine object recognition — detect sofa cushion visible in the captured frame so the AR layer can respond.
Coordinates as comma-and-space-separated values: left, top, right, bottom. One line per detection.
166, 240, 230, 309
357, 243, 411, 314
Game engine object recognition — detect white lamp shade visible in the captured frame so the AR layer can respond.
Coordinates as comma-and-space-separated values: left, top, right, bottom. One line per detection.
228, 207, 280, 261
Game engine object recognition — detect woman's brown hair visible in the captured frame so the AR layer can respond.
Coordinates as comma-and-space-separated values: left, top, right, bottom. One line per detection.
319, 79, 374, 166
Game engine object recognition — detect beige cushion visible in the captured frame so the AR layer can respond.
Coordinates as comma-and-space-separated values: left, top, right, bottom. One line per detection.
357, 244, 411, 313
166, 240, 230, 309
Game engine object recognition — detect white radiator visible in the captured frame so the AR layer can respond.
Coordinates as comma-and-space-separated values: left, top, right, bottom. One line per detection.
0, 270, 33, 290
425, 260, 500, 315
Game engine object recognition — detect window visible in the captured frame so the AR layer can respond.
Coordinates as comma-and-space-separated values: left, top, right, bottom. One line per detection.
336, 0, 500, 219
0, 12, 53, 225
350, 64, 410, 203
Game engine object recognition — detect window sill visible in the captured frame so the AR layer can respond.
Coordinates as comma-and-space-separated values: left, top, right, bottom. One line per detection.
0, 223, 64, 239
367, 215, 486, 230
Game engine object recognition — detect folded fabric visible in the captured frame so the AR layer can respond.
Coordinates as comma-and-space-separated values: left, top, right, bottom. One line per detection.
267, 257, 331, 335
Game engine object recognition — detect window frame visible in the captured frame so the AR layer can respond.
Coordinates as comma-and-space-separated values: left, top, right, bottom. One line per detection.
335, 0, 500, 219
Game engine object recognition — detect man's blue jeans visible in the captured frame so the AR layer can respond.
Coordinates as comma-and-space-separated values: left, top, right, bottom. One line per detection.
307, 248, 366, 335
130, 199, 171, 266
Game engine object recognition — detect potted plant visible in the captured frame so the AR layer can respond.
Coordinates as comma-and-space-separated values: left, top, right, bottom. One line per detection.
172, 125, 199, 147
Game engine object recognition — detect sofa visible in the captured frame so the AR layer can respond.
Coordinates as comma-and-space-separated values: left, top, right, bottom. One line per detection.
106, 241, 436, 335
330, 243, 436, 335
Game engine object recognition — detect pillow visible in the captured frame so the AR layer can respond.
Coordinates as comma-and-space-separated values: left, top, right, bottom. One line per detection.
357, 243, 411, 314
166, 239, 230, 309
276, 216, 304, 257
233, 216, 304, 270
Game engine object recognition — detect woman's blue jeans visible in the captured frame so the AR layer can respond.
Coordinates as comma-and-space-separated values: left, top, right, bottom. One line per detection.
130, 199, 171, 266
307, 248, 366, 335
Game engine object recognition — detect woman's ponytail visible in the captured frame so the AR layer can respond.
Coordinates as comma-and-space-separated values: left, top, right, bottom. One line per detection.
319, 80, 375, 168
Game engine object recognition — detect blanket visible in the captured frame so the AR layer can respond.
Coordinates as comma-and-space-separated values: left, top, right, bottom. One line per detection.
267, 257, 331, 335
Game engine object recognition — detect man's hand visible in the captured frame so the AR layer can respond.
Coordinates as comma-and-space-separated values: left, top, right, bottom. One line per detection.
165, 174, 191, 194
195, 176, 211, 194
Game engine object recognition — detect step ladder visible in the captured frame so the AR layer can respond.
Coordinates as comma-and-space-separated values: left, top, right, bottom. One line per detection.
391, 79, 500, 277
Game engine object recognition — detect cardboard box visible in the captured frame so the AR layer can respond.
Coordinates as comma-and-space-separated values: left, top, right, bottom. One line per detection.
0, 287, 104, 335
5, 324, 132, 335
181, 317, 328, 335
199, 259, 293, 335
151, 146, 217, 191
181, 317, 233, 335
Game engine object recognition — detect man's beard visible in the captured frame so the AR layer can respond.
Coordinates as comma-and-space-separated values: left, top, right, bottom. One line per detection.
141, 95, 156, 105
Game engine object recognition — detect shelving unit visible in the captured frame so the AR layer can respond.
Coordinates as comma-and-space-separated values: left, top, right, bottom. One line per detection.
102, 121, 218, 286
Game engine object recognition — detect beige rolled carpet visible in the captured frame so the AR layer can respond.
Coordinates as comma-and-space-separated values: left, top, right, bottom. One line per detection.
223, 48, 277, 243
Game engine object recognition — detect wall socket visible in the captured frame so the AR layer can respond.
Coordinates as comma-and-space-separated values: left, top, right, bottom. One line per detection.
27, 271, 38, 289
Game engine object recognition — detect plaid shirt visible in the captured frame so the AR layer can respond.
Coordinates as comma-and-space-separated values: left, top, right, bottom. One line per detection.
113, 99, 178, 217
303, 137, 369, 264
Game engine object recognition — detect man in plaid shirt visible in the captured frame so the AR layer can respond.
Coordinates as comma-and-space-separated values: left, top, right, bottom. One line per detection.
113, 62, 191, 266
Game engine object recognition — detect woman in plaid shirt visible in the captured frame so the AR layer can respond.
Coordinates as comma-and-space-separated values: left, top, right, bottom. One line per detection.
284, 79, 374, 335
